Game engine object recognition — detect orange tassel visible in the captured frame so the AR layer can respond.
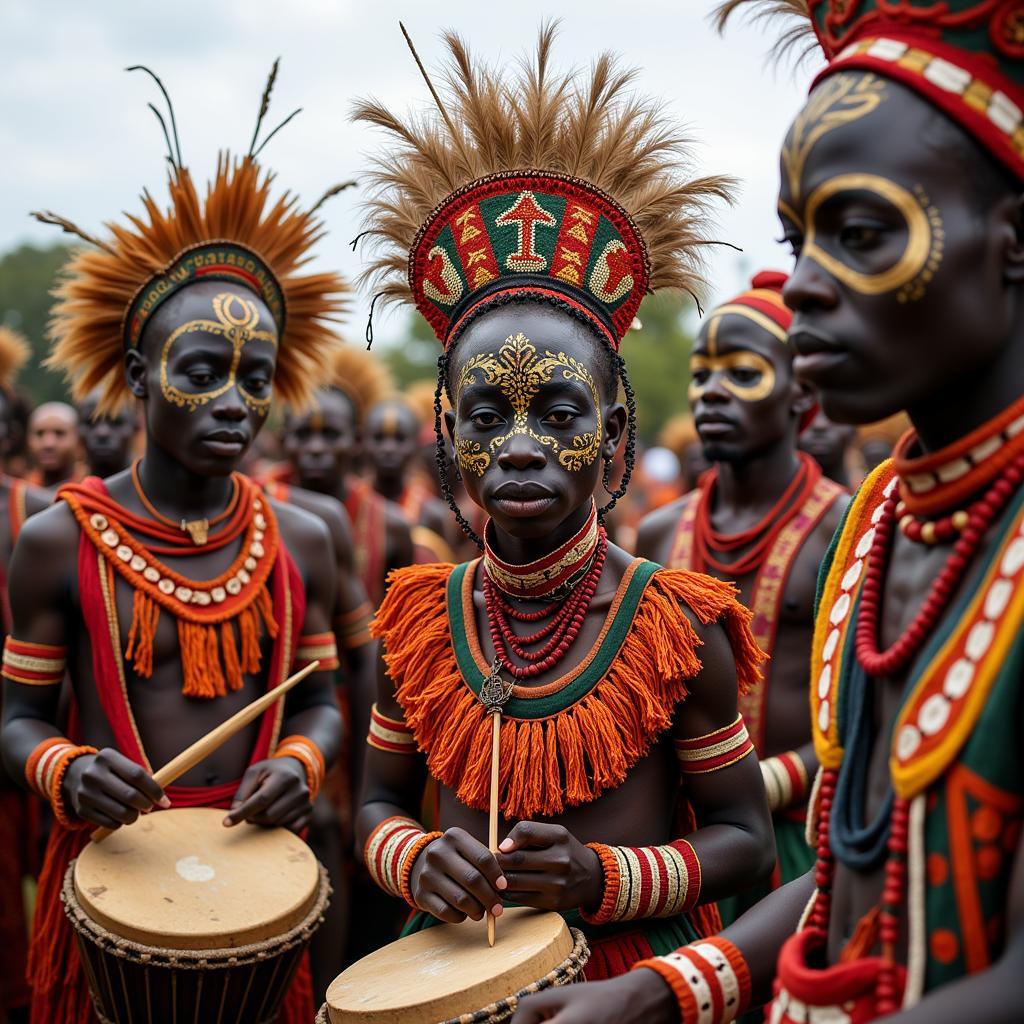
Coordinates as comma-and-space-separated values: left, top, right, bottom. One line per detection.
373, 564, 766, 820
125, 588, 158, 679
221, 620, 243, 691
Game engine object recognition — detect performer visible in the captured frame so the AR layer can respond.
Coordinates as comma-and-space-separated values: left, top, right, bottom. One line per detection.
0, 328, 49, 1024
800, 407, 858, 488
76, 389, 138, 479
364, 395, 456, 563
353, 25, 774, 978
513, 1, 1024, 1021
636, 271, 847, 926
279, 344, 414, 608
3, 64, 345, 1023
26, 401, 80, 490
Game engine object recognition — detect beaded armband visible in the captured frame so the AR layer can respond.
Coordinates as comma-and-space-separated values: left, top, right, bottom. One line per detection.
3, 639, 68, 686
367, 703, 418, 755
760, 750, 810, 812
634, 937, 751, 1024
25, 737, 98, 830
295, 632, 340, 672
364, 815, 442, 908
674, 715, 754, 774
335, 602, 373, 650
583, 839, 701, 924
273, 735, 325, 802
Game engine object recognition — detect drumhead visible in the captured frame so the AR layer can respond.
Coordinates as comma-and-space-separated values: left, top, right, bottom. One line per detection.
73, 807, 320, 951
326, 908, 573, 1023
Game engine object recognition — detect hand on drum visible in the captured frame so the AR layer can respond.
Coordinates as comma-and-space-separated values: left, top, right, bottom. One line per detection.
223, 757, 312, 831
510, 969, 677, 1024
409, 826, 508, 923
63, 748, 170, 830
497, 822, 603, 913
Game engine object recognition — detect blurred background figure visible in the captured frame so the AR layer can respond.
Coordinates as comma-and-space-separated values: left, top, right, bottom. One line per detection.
26, 401, 80, 490
658, 412, 709, 494
798, 407, 857, 488
856, 411, 911, 474
76, 390, 137, 479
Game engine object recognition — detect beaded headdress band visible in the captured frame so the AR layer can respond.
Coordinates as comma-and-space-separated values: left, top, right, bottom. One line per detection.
35, 62, 352, 414
354, 23, 732, 351
717, 0, 1024, 182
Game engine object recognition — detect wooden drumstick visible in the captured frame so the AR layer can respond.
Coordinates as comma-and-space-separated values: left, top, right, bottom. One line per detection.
480, 659, 513, 948
90, 660, 320, 842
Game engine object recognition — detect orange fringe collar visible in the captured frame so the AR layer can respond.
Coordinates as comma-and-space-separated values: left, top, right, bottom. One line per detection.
372, 559, 764, 820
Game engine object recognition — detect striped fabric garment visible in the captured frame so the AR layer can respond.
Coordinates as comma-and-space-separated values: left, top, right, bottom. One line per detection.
367, 703, 418, 754
2, 638, 67, 686
634, 937, 752, 1024
584, 838, 701, 924
674, 715, 755, 774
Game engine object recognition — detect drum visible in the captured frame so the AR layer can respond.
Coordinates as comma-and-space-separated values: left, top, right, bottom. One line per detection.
62, 807, 330, 1024
317, 907, 589, 1024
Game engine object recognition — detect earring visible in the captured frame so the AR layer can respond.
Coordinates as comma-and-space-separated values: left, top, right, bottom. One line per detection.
601, 452, 614, 495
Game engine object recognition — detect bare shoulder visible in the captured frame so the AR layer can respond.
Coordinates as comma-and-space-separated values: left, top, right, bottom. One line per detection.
276, 485, 353, 551
23, 483, 53, 518
14, 500, 80, 557
9, 501, 81, 608
635, 492, 692, 561
270, 497, 333, 565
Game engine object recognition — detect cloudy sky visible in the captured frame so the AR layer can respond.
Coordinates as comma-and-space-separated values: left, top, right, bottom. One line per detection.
1, 0, 821, 346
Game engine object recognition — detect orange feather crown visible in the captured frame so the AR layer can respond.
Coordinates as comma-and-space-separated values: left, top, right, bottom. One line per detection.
35, 64, 351, 415
353, 24, 733, 351
0, 327, 31, 395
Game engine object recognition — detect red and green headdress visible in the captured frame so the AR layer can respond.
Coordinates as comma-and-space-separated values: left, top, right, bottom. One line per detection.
353, 24, 733, 352
35, 63, 351, 414
719, 0, 1024, 182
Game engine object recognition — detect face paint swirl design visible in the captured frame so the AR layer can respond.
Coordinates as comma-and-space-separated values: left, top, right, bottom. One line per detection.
688, 313, 778, 405
160, 292, 276, 414
455, 332, 602, 476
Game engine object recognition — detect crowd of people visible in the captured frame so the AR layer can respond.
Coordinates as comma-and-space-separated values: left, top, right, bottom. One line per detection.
1, 2, 1022, 1022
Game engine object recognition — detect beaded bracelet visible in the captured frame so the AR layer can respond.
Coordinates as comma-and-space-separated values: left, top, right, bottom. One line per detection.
364, 815, 442, 908
582, 838, 701, 924
634, 937, 751, 1024
760, 750, 810, 812
367, 703, 418, 755
272, 735, 325, 802
25, 737, 98, 830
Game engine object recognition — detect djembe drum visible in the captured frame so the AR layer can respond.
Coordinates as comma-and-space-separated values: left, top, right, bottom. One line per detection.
317, 907, 589, 1023
62, 807, 330, 1024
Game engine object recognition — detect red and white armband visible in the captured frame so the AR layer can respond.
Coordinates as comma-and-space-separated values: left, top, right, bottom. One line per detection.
294, 632, 340, 673
583, 839, 701, 924
634, 937, 751, 1024
760, 750, 809, 812
367, 703, 418, 755
364, 815, 441, 908
3, 639, 67, 686
25, 736, 98, 829
674, 715, 754, 774
335, 602, 374, 650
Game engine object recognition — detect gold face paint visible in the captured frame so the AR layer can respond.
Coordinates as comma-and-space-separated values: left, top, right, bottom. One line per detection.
160, 292, 276, 414
802, 174, 944, 302
455, 332, 602, 474
689, 313, 778, 405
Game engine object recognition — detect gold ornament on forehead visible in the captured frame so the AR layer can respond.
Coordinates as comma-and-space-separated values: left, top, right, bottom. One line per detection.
455, 333, 602, 473
160, 291, 277, 414
781, 73, 887, 215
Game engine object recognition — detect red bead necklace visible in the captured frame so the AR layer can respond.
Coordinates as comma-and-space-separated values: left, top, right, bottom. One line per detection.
482, 527, 608, 679
854, 452, 1024, 678
691, 452, 822, 577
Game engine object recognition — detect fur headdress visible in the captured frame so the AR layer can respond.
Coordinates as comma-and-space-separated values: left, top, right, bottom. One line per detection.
0, 327, 31, 395
325, 341, 393, 424
717, 0, 1024, 183
353, 23, 733, 351
35, 63, 352, 415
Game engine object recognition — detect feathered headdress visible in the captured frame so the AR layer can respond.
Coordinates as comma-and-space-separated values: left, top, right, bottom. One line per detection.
35, 63, 353, 415
717, 0, 1024, 183
0, 327, 31, 395
353, 22, 733, 351
325, 341, 394, 424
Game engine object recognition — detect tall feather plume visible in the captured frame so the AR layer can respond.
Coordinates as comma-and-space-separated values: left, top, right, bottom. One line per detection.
325, 341, 394, 423
713, 0, 820, 63
38, 65, 350, 416
353, 23, 735, 310
0, 327, 31, 394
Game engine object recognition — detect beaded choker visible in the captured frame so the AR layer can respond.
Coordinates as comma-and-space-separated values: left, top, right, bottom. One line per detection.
893, 393, 1024, 517
483, 500, 599, 601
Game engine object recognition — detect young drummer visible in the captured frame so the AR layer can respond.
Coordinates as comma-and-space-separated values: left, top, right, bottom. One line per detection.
279, 344, 414, 608
514, 1, 1024, 1021
2, 66, 344, 1022
636, 272, 847, 923
353, 26, 774, 976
